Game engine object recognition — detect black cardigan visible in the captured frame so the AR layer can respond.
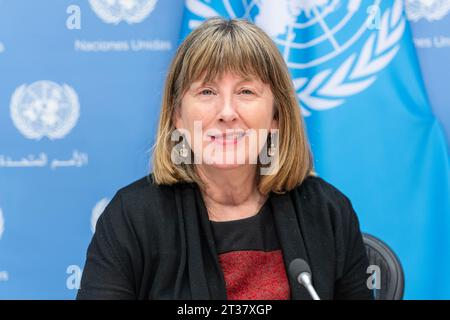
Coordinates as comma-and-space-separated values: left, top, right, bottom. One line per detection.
76, 174, 372, 300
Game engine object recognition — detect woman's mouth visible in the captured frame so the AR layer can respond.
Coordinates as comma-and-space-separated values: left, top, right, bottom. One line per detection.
208, 132, 246, 145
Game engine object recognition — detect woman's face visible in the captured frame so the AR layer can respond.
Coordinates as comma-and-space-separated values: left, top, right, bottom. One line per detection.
174, 71, 277, 169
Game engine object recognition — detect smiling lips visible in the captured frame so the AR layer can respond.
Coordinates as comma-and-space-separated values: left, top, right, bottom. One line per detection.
208, 131, 246, 145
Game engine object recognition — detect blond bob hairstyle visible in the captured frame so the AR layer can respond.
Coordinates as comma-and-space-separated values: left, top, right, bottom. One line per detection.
151, 17, 314, 195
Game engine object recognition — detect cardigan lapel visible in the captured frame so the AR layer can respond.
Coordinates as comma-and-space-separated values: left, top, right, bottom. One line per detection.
269, 191, 313, 300
174, 183, 227, 300
193, 184, 228, 299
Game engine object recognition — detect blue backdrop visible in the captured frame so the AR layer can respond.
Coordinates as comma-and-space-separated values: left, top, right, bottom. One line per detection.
0, 0, 449, 299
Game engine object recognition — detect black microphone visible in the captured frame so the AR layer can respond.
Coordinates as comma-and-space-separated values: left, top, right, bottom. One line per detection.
288, 258, 321, 300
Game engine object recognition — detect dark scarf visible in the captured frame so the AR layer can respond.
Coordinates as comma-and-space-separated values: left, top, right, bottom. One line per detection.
172, 182, 314, 300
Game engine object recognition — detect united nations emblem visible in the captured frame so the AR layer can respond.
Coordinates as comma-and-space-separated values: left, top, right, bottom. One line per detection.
183, 0, 405, 115
406, 0, 450, 22
10, 81, 80, 140
89, 0, 158, 24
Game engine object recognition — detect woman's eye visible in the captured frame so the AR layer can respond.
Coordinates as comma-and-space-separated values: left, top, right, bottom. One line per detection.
199, 89, 215, 96
240, 89, 254, 95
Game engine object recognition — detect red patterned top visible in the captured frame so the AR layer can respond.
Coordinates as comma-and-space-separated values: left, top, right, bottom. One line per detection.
210, 201, 290, 300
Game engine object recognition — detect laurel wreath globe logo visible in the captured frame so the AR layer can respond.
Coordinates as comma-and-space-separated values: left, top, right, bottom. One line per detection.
406, 0, 450, 22
10, 81, 80, 140
89, 0, 158, 24
184, 0, 405, 116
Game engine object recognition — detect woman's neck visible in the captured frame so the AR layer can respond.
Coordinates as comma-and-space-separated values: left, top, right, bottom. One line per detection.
196, 165, 268, 222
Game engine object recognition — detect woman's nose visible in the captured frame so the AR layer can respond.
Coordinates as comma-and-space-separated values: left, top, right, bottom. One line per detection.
217, 96, 238, 123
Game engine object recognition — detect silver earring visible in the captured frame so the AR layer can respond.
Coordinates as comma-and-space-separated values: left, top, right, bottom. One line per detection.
179, 138, 189, 158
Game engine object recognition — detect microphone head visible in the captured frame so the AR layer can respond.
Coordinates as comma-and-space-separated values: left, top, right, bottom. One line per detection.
288, 258, 312, 279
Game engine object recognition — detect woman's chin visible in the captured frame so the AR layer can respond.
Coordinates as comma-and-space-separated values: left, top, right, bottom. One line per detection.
201, 161, 248, 170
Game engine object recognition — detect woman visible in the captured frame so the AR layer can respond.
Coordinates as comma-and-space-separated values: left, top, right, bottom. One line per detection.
77, 17, 372, 300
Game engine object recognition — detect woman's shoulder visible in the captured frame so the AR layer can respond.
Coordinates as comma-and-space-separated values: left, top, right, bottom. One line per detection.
291, 175, 351, 204
115, 174, 177, 202
106, 174, 180, 223
288, 175, 359, 226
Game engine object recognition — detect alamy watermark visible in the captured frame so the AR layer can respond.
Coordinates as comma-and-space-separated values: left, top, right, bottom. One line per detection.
66, 265, 82, 290
170, 121, 279, 176
367, 264, 381, 290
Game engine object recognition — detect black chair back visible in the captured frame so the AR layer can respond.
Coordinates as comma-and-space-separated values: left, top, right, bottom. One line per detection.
362, 233, 405, 300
